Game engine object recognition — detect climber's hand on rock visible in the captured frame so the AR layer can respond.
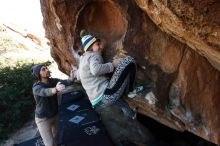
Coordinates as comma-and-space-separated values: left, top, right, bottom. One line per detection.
70, 65, 78, 80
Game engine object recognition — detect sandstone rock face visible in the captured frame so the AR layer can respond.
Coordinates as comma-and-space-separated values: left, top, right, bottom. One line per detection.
40, 0, 220, 144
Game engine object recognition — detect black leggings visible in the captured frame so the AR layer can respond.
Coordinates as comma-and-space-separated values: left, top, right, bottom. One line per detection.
96, 56, 136, 108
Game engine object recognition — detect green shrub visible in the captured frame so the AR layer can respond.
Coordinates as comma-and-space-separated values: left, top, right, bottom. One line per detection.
0, 61, 50, 143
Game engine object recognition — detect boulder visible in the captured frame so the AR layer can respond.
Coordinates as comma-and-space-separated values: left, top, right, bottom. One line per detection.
40, 0, 220, 144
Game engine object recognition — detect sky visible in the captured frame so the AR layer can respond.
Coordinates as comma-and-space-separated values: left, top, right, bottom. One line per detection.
0, 0, 45, 38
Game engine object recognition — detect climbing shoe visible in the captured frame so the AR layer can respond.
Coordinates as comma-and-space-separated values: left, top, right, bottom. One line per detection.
127, 86, 144, 98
